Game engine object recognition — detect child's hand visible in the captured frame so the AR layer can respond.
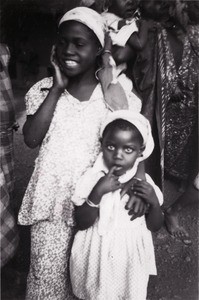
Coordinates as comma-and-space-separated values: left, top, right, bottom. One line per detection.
132, 180, 159, 207
125, 194, 149, 221
50, 45, 68, 90
95, 166, 122, 198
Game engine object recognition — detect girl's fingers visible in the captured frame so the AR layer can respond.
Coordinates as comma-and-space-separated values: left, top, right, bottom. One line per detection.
108, 165, 117, 176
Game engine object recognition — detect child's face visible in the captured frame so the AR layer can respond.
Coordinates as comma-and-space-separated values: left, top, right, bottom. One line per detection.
111, 0, 138, 19
102, 127, 143, 176
56, 21, 100, 77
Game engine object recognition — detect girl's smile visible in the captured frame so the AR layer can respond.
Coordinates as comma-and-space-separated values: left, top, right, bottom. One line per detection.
56, 21, 101, 78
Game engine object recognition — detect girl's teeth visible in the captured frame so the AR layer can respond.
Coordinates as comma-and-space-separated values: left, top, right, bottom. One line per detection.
65, 61, 78, 67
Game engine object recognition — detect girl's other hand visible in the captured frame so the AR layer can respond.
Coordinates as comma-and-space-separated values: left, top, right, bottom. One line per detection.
125, 195, 149, 221
132, 181, 159, 207
50, 45, 68, 91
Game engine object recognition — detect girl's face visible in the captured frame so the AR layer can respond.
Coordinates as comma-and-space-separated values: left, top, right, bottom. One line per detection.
110, 0, 138, 19
102, 127, 143, 176
56, 21, 101, 78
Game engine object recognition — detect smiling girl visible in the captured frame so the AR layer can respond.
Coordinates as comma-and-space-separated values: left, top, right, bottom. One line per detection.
17, 7, 141, 300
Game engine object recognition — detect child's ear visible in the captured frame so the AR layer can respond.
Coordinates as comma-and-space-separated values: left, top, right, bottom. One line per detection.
139, 145, 145, 157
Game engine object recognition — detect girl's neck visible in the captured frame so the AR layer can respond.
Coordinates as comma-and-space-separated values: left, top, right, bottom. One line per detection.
67, 72, 98, 102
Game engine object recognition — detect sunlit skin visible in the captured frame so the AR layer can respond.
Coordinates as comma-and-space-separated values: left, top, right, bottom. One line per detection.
102, 127, 144, 176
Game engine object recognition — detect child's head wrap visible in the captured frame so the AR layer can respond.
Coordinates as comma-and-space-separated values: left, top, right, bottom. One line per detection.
100, 110, 154, 160
58, 7, 106, 47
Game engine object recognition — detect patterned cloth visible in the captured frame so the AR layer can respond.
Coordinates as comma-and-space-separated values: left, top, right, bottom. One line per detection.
18, 77, 141, 299
158, 26, 198, 181
70, 154, 163, 300
0, 43, 18, 268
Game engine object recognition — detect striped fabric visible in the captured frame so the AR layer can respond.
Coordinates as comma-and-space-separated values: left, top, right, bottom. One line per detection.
0, 43, 19, 268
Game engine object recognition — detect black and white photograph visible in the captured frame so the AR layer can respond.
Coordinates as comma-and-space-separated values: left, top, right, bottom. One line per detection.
1, 0, 198, 299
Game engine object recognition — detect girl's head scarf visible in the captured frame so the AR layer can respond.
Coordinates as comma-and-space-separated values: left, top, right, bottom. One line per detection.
100, 110, 154, 160
58, 7, 106, 47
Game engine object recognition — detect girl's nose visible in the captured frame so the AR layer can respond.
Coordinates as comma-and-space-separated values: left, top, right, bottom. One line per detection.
114, 149, 123, 159
64, 42, 75, 54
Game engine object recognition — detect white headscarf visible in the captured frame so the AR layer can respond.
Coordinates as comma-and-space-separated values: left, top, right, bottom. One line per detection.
100, 110, 154, 160
58, 7, 106, 47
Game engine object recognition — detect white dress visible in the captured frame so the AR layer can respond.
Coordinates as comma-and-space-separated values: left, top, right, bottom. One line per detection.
70, 154, 163, 300
17, 77, 141, 299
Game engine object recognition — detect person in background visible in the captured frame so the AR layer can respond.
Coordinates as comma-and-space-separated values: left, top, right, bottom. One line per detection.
17, 7, 142, 299
133, 0, 198, 244
0, 43, 19, 268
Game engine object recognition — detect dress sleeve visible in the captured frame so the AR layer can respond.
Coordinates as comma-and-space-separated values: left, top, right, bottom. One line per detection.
146, 174, 163, 206
25, 77, 53, 115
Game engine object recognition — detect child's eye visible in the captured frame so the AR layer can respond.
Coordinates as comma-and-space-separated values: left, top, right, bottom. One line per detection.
124, 147, 134, 153
107, 145, 115, 151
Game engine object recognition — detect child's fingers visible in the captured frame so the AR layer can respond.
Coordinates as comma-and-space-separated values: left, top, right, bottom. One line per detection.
108, 165, 117, 176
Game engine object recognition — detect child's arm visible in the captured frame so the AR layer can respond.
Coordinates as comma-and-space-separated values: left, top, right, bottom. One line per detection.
127, 19, 153, 51
23, 46, 68, 148
75, 166, 122, 230
112, 44, 137, 65
121, 162, 147, 220
132, 180, 164, 231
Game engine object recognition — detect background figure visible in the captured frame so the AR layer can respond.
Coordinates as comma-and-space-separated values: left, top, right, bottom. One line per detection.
0, 43, 19, 267
17, 36, 39, 89
133, 0, 198, 242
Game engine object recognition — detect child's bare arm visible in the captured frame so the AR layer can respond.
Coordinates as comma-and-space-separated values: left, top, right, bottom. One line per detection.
75, 166, 122, 230
112, 44, 137, 65
23, 46, 68, 148
121, 162, 147, 221
127, 19, 153, 51
132, 180, 164, 231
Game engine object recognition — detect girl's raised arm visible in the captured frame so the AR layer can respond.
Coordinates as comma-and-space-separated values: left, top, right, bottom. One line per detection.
23, 46, 68, 148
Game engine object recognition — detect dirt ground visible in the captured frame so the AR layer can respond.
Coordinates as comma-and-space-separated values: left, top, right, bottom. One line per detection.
1, 84, 198, 300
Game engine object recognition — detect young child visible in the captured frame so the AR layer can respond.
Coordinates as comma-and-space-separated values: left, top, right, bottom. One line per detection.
17, 7, 141, 299
85, 0, 153, 110
70, 110, 164, 300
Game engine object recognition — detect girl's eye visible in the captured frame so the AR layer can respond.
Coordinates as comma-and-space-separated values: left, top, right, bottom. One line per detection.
59, 39, 67, 46
125, 148, 133, 153
107, 145, 115, 151
76, 42, 84, 47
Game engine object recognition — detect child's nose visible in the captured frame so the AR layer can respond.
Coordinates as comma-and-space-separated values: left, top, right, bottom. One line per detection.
114, 149, 123, 159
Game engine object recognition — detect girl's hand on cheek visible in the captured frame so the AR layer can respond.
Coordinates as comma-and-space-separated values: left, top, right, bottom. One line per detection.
50, 45, 68, 91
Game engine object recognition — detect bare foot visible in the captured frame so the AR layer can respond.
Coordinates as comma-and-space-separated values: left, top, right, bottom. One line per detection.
164, 208, 192, 245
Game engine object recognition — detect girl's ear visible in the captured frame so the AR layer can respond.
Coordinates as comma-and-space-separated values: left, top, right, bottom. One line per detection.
139, 145, 145, 157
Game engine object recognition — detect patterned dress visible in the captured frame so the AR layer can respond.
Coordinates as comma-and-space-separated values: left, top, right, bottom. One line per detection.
18, 77, 141, 299
0, 43, 19, 267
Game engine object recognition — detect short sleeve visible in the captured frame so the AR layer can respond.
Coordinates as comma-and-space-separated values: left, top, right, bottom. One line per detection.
146, 174, 163, 206
25, 77, 53, 115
